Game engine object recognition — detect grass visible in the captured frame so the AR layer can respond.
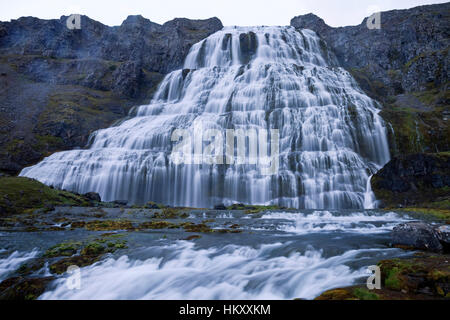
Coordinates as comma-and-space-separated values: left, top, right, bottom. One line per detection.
352, 288, 379, 300
401, 207, 450, 221
0, 177, 91, 215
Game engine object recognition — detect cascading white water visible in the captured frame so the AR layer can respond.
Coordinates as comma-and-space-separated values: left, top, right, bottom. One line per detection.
20, 26, 390, 209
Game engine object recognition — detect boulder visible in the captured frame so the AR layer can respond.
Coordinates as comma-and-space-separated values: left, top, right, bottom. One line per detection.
435, 225, 450, 251
113, 200, 128, 206
83, 192, 101, 202
392, 222, 449, 253
214, 204, 227, 210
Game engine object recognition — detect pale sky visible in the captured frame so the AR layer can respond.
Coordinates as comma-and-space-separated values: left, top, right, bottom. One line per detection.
0, 0, 447, 27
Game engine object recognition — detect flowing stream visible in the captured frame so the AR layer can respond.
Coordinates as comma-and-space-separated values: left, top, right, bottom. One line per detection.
0, 210, 416, 300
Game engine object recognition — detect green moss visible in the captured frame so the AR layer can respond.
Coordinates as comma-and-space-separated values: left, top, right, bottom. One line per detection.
33, 135, 64, 153
384, 267, 403, 290
0, 177, 91, 215
44, 241, 81, 258
0, 277, 54, 300
48, 237, 128, 274
154, 207, 183, 219
181, 222, 214, 233
352, 288, 379, 300
139, 220, 179, 229
80, 242, 106, 256
49, 255, 100, 275
315, 288, 356, 300
225, 203, 285, 214
401, 208, 450, 221
84, 220, 134, 231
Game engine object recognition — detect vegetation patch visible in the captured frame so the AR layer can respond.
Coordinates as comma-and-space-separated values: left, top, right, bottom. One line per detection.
0, 177, 92, 215
139, 221, 179, 230
84, 220, 134, 231
43, 241, 82, 258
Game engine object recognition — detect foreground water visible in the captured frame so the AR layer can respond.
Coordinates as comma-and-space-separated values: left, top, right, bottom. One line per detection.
0, 209, 417, 300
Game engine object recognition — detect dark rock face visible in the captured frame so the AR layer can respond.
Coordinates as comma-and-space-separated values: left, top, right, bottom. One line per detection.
291, 4, 449, 96
291, 4, 450, 156
372, 152, 450, 207
392, 222, 445, 252
0, 15, 223, 174
0, 15, 223, 74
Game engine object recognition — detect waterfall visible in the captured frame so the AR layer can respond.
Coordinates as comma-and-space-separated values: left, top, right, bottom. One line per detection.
20, 26, 390, 209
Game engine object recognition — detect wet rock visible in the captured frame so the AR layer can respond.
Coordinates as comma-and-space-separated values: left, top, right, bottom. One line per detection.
317, 253, 450, 300
392, 222, 449, 253
139, 221, 178, 230
436, 225, 450, 252
84, 219, 134, 231
184, 235, 202, 241
239, 31, 258, 64
17, 258, 46, 276
0, 276, 55, 300
113, 200, 128, 206
145, 202, 161, 209
214, 204, 227, 210
43, 242, 81, 258
84, 192, 101, 202
49, 255, 100, 275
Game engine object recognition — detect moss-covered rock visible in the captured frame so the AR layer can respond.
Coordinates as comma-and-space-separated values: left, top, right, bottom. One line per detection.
43, 241, 82, 258
317, 253, 450, 300
181, 222, 214, 233
0, 276, 55, 300
379, 254, 450, 297
48, 237, 128, 275
0, 177, 92, 215
139, 221, 179, 229
84, 220, 134, 231
49, 255, 101, 275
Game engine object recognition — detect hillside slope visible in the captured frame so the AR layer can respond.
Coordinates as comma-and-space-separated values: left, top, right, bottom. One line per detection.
0, 15, 222, 174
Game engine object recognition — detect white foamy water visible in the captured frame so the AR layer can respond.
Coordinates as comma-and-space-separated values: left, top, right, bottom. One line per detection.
20, 26, 390, 209
0, 249, 39, 281
38, 210, 411, 300
258, 211, 413, 234
40, 242, 393, 300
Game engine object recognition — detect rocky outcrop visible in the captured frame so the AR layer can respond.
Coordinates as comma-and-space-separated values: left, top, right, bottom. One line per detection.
291, 4, 449, 97
371, 152, 450, 208
316, 253, 450, 300
392, 222, 450, 253
291, 3, 450, 156
0, 15, 223, 74
0, 15, 223, 174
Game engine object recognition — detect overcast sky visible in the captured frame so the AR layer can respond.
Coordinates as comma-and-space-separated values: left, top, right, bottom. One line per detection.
0, 0, 447, 27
